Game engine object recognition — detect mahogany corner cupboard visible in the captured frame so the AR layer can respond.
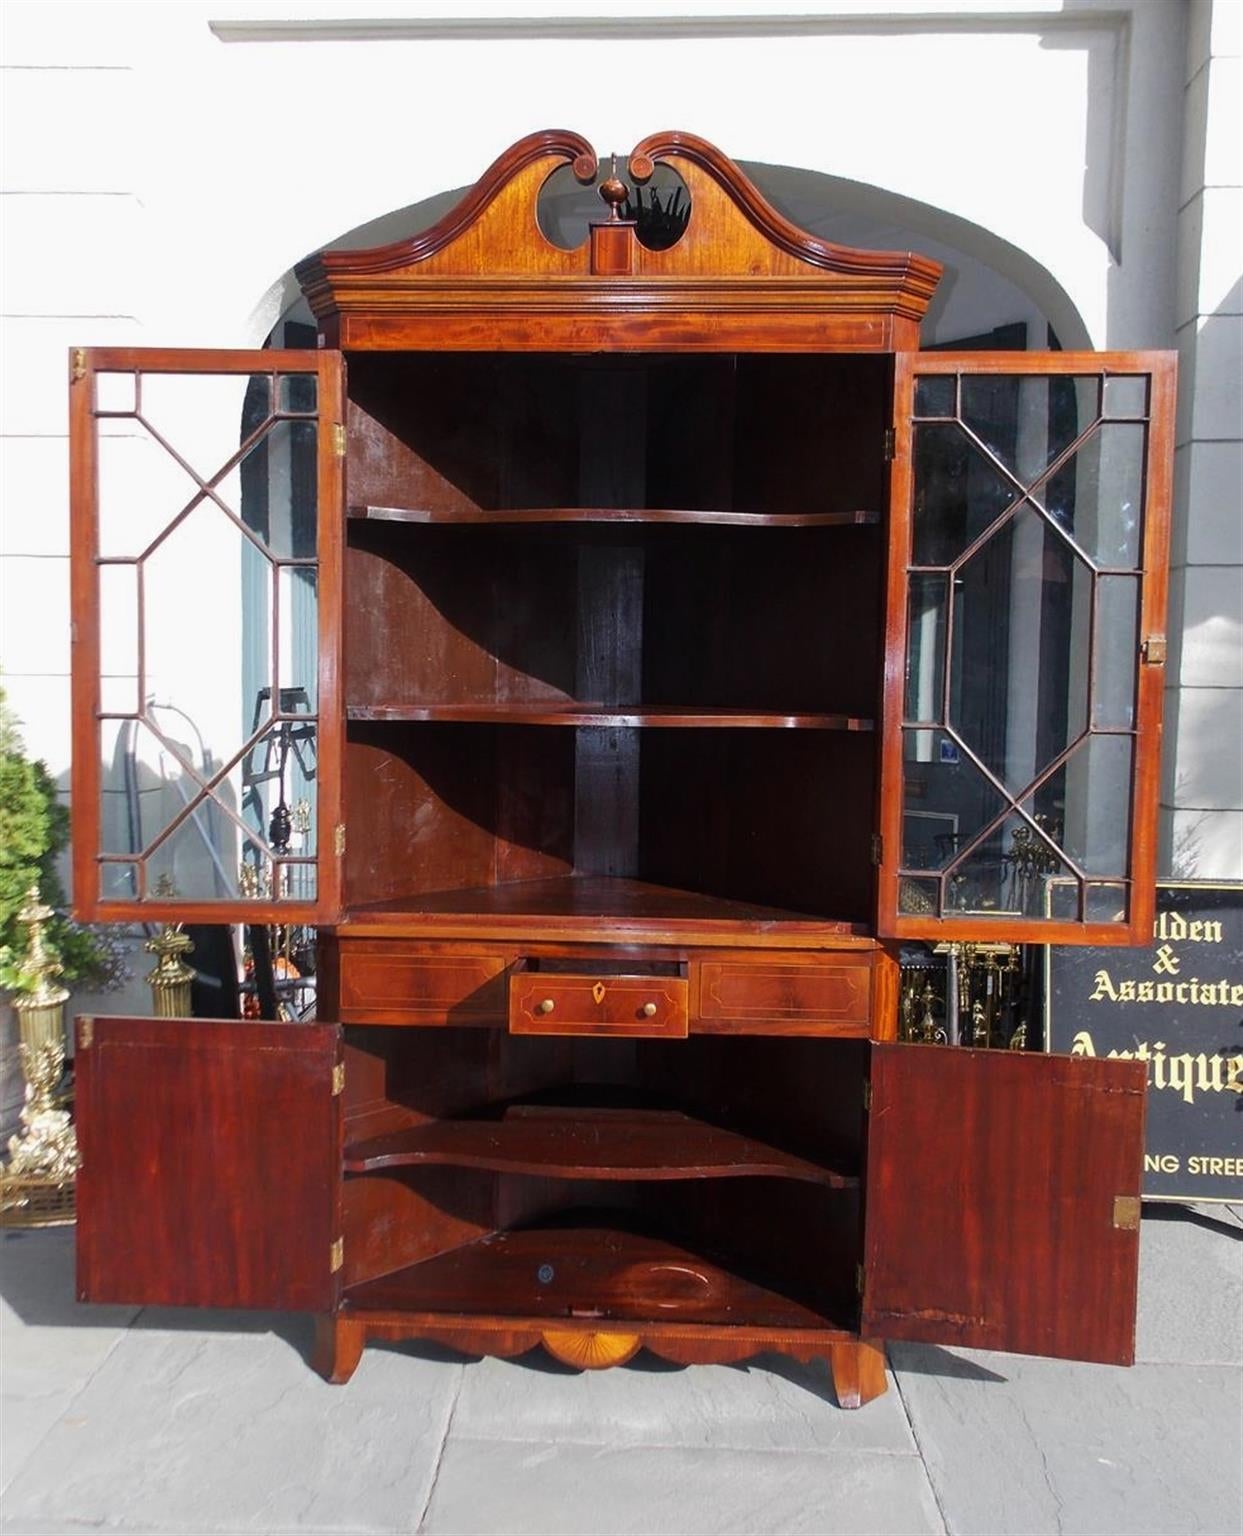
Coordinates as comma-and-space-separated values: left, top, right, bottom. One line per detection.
68, 132, 1171, 1406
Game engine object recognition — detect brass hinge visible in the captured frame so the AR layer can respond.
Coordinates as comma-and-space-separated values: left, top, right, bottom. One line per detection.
78, 1017, 94, 1049
870, 832, 883, 866
1112, 1195, 1141, 1231
334, 822, 346, 857
331, 1062, 345, 1096
862, 1080, 873, 1112
883, 427, 896, 462
331, 423, 347, 458
330, 1236, 344, 1272
70, 348, 86, 384
1140, 635, 1167, 665
855, 1262, 866, 1296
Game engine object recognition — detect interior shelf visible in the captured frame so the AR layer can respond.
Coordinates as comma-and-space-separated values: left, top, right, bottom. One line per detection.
345, 703, 874, 730
349, 504, 881, 529
343, 1220, 851, 1330
344, 875, 872, 936
344, 1104, 858, 1187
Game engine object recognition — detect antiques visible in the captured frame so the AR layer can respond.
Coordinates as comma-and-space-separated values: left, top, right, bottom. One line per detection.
67, 132, 1174, 1404
903, 942, 1027, 1048
144, 875, 195, 1018
143, 923, 195, 1018
0, 888, 77, 1227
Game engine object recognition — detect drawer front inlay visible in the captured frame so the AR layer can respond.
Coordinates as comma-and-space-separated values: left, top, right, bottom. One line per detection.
696, 958, 871, 1034
510, 973, 689, 1038
340, 948, 507, 1023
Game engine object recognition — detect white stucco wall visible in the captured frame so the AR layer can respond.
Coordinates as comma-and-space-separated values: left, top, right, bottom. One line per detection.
1162, 0, 1243, 879
1, 0, 1239, 890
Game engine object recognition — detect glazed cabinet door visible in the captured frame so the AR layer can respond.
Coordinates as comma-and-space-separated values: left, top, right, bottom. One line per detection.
76, 1017, 343, 1310
70, 348, 345, 924
877, 352, 1175, 944
862, 1042, 1146, 1364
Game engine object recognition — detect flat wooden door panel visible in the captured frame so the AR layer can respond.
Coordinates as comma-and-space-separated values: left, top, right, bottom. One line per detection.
69, 348, 345, 925
863, 1042, 1146, 1364
76, 1017, 342, 1311
877, 351, 1175, 945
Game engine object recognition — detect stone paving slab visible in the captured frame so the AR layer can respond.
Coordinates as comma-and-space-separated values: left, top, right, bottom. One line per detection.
0, 1315, 460, 1534
450, 1349, 917, 1453
421, 1436, 946, 1535
1, 1527, 386, 1536
890, 1344, 1243, 1536
0, 1229, 138, 1494
1136, 1205, 1243, 1365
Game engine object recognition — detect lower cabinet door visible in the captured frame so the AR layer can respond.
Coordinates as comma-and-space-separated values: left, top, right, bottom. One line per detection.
76, 1016, 342, 1312
862, 1043, 1147, 1365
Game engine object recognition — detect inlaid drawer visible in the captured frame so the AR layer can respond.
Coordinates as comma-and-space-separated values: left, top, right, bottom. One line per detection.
339, 943, 507, 1024
694, 955, 872, 1035
509, 963, 689, 1038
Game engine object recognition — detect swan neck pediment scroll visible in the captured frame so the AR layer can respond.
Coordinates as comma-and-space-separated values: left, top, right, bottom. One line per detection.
296, 129, 942, 351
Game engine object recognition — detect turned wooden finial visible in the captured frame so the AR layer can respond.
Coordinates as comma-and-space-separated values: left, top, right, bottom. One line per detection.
598, 155, 628, 223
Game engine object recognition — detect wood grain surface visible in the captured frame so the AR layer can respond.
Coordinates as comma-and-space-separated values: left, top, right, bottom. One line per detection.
76, 1017, 341, 1310
863, 1043, 1147, 1364
344, 1104, 858, 1186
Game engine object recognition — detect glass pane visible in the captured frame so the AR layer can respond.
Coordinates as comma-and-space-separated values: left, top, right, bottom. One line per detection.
1023, 734, 1133, 876
274, 860, 317, 904
899, 876, 940, 916
945, 815, 1077, 918
240, 723, 318, 865
99, 676, 139, 715
96, 371, 137, 414
276, 566, 318, 711
1095, 576, 1140, 728
89, 363, 323, 907
215, 416, 320, 561
914, 375, 955, 418
98, 721, 136, 857
100, 861, 141, 902
1085, 882, 1129, 922
904, 573, 947, 722
98, 430, 203, 559
99, 563, 139, 704
949, 503, 1092, 794
911, 423, 1019, 566
1037, 422, 1145, 567
98, 717, 198, 856
143, 501, 274, 777
960, 375, 1099, 486
1102, 376, 1148, 419
901, 729, 1008, 870
898, 365, 1153, 933
237, 849, 278, 901
146, 798, 246, 901
139, 372, 269, 478
278, 372, 317, 415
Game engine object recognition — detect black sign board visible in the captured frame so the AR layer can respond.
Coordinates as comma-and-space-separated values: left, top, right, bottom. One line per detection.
1046, 882, 1243, 1203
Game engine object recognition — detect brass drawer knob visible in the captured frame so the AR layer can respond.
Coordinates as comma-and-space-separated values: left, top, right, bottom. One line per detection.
641, 1002, 658, 1018
537, 998, 556, 1015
